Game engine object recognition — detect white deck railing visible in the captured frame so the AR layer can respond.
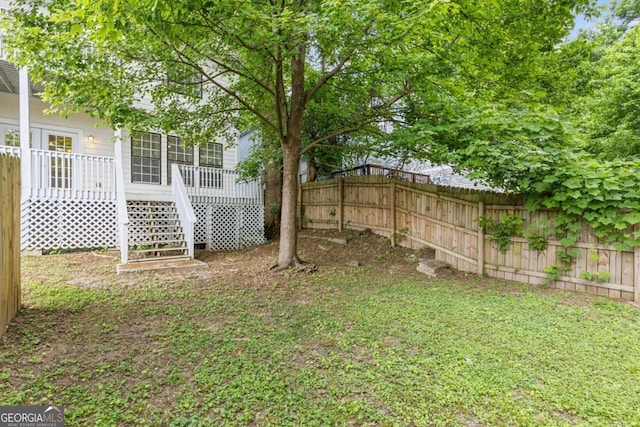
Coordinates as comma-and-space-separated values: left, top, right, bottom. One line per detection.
172, 164, 196, 259
29, 149, 116, 200
178, 165, 263, 204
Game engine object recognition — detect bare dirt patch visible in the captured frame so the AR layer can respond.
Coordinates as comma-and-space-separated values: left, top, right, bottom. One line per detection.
16, 228, 605, 305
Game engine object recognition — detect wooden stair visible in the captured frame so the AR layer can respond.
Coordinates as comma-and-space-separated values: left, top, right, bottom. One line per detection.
126, 201, 189, 264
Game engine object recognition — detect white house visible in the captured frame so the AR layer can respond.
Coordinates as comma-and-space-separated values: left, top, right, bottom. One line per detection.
0, 31, 264, 268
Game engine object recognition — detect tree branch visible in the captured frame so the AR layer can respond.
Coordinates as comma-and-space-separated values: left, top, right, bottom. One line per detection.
274, 40, 288, 143
167, 29, 276, 97
141, 25, 278, 131
305, 45, 359, 104
301, 85, 411, 155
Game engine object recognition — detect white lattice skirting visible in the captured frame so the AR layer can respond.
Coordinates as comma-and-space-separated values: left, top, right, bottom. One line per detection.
21, 198, 118, 251
193, 203, 265, 250
21, 198, 265, 252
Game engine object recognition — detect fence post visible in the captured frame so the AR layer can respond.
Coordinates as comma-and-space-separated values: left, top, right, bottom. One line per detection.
390, 181, 396, 248
337, 178, 344, 232
297, 182, 303, 231
477, 201, 485, 275
1, 154, 21, 339
635, 226, 640, 302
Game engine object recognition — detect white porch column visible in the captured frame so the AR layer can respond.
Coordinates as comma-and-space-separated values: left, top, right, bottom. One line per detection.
114, 128, 129, 263
114, 128, 123, 161
19, 66, 32, 200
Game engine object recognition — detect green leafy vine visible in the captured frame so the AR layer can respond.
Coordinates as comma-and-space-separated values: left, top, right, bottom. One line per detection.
478, 214, 524, 253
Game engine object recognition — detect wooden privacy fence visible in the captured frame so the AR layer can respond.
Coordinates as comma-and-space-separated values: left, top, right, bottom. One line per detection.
1, 153, 20, 337
299, 176, 640, 302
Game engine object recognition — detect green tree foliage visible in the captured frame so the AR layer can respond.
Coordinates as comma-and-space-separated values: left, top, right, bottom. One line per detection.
580, 26, 640, 159
384, 95, 581, 193
2, 0, 594, 268
612, 0, 640, 23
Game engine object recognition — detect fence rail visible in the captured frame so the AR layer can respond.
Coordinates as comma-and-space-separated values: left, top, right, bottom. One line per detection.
300, 176, 639, 302
1, 154, 20, 338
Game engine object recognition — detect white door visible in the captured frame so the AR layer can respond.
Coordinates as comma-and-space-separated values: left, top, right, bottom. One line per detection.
42, 130, 79, 189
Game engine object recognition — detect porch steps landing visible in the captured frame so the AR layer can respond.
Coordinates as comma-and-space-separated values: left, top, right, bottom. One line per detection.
117, 258, 207, 274
125, 200, 189, 265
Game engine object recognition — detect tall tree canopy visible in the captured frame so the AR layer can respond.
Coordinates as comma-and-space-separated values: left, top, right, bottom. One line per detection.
612, 0, 640, 23
558, 0, 640, 160
3, 0, 593, 269
580, 25, 640, 159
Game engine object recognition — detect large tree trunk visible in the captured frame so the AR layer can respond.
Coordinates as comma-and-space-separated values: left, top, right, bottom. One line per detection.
275, 143, 301, 268
273, 42, 305, 270
263, 158, 283, 240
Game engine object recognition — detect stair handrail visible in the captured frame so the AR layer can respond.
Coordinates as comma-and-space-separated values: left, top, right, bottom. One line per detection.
115, 161, 129, 264
172, 164, 196, 259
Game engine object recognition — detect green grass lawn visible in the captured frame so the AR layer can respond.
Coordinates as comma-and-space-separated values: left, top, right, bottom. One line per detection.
2, 246, 640, 426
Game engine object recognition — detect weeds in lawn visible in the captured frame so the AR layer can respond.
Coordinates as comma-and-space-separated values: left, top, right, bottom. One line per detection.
3, 237, 640, 426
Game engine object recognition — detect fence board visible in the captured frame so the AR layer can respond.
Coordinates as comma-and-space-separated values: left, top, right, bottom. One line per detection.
1, 154, 21, 338
300, 177, 639, 301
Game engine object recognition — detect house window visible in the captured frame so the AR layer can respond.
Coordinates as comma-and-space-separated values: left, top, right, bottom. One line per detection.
167, 135, 194, 185
199, 142, 223, 188
3, 129, 19, 147
131, 132, 161, 184
1, 126, 34, 149
167, 64, 203, 98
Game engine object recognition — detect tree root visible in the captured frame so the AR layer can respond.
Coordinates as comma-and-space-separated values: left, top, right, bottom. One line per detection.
269, 256, 316, 273
269, 263, 289, 273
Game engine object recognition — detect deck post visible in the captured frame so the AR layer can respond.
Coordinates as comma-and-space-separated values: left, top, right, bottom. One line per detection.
19, 67, 31, 200
114, 129, 129, 264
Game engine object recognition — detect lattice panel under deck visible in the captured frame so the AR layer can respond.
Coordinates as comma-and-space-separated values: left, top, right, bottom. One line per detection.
203, 204, 265, 251
60, 200, 117, 249
193, 204, 210, 244
22, 198, 117, 251
240, 205, 265, 246
22, 199, 61, 250
208, 206, 241, 251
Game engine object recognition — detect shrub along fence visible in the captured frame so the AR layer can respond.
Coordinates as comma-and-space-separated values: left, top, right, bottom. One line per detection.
1, 153, 21, 337
299, 176, 639, 302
